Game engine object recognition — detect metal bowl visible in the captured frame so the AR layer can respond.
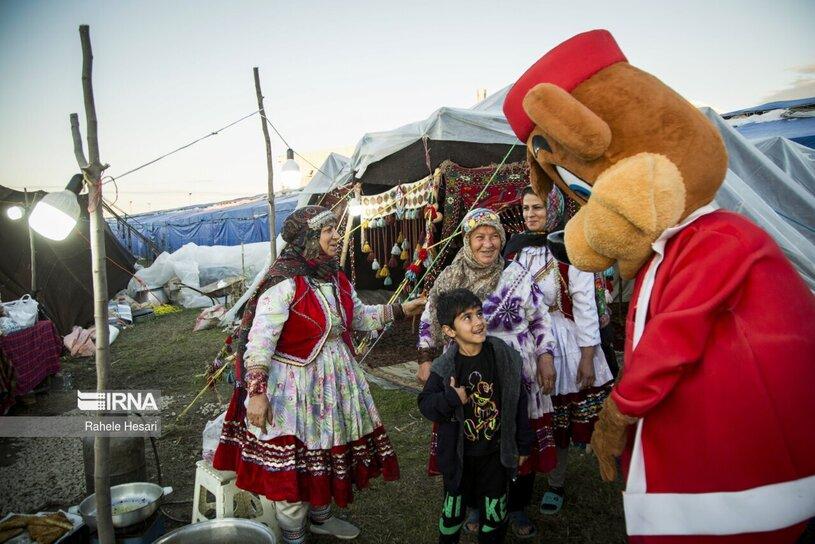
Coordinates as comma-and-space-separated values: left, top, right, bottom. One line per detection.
152, 519, 276, 544
77, 482, 172, 529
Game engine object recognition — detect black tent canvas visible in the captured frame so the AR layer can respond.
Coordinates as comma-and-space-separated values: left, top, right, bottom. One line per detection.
0, 185, 135, 335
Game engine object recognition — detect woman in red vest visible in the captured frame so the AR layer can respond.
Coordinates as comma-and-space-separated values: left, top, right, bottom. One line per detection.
213, 205, 425, 544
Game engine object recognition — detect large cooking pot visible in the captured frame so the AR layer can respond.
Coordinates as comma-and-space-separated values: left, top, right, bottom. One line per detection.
152, 519, 276, 544
74, 482, 173, 529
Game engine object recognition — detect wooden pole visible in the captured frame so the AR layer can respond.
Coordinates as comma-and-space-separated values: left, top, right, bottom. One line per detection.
253, 67, 277, 259
74, 24, 114, 544
24, 189, 37, 296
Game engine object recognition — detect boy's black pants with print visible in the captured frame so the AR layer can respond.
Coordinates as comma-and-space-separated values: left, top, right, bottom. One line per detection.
439, 451, 508, 544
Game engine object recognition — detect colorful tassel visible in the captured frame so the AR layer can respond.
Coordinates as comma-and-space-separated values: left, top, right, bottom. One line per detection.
399, 249, 409, 260
362, 241, 371, 253
381, 265, 390, 278
367, 251, 375, 263
372, 259, 380, 271
391, 243, 401, 256
418, 248, 428, 262
388, 256, 399, 269
383, 276, 393, 286
401, 238, 410, 251
397, 232, 405, 244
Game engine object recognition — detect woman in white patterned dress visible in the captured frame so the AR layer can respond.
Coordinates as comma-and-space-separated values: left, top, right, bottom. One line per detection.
504, 186, 613, 516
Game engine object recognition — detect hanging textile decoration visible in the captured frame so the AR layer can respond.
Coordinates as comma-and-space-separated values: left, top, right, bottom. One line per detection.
357, 176, 435, 221
357, 172, 442, 288
439, 159, 530, 243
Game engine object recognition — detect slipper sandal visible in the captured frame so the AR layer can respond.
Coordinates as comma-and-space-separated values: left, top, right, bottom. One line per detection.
540, 486, 565, 515
508, 511, 538, 539
462, 507, 479, 535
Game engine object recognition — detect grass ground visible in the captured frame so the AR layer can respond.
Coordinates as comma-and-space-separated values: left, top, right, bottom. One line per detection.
31, 308, 627, 543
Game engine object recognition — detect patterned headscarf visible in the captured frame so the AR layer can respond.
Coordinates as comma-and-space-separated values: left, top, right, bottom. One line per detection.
503, 185, 565, 258
233, 205, 338, 385
425, 208, 506, 344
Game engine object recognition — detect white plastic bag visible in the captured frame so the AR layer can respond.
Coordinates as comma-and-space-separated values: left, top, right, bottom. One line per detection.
1, 294, 38, 331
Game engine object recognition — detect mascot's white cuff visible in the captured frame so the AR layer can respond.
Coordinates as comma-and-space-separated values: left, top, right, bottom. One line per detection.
626, 203, 815, 536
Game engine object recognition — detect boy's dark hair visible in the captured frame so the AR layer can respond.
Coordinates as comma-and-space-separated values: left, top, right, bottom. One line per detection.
437, 288, 483, 330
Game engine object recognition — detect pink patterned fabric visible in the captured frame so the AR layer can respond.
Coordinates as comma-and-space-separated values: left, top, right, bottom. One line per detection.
0, 320, 62, 396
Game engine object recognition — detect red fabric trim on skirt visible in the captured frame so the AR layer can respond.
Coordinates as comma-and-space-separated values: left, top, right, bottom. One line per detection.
551, 383, 612, 449
212, 391, 399, 508
426, 413, 557, 476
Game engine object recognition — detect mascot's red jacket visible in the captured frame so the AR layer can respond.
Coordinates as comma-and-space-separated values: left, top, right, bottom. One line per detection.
504, 29, 815, 543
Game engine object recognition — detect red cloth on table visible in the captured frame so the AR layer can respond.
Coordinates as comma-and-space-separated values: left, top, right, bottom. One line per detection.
0, 320, 62, 396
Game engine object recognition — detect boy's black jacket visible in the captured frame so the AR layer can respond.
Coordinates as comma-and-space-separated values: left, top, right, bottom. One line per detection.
417, 336, 534, 489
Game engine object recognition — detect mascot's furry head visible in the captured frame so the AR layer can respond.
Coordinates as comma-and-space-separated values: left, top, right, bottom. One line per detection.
503, 29, 728, 278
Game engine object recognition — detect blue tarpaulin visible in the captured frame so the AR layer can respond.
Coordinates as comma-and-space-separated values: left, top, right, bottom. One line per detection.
108, 193, 300, 259
723, 97, 815, 149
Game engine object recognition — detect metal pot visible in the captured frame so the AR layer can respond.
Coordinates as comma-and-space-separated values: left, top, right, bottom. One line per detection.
152, 519, 276, 544
74, 482, 173, 529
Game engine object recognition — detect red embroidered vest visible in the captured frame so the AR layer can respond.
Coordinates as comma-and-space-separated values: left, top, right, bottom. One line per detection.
272, 272, 356, 366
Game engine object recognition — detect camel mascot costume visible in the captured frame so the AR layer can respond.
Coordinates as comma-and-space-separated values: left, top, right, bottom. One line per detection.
503, 29, 815, 543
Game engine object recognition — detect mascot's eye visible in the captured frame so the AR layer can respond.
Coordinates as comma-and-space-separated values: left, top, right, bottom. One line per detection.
555, 165, 593, 199
532, 135, 552, 155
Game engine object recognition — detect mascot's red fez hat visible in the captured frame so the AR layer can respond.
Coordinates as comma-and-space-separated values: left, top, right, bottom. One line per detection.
503, 29, 627, 143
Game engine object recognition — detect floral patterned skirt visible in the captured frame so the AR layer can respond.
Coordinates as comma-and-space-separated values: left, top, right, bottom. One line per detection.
212, 339, 399, 507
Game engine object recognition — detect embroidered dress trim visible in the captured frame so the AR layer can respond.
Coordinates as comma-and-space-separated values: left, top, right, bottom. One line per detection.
551, 383, 612, 448
216, 416, 399, 508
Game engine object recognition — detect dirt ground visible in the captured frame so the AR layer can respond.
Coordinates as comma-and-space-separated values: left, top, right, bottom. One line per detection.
0, 308, 629, 543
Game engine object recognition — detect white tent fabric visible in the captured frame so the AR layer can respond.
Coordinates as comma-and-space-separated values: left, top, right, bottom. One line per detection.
348, 105, 521, 180
753, 136, 815, 195
301, 152, 351, 195
701, 108, 815, 289
470, 86, 511, 113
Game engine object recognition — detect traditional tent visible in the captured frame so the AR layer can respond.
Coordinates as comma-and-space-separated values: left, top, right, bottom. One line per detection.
347, 88, 525, 187
0, 185, 135, 334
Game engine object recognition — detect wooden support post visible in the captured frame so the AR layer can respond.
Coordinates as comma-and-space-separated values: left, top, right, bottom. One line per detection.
24, 189, 37, 296
253, 67, 277, 259
73, 24, 114, 544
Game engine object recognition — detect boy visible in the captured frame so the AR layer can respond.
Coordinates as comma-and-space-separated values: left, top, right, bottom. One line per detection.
418, 288, 534, 544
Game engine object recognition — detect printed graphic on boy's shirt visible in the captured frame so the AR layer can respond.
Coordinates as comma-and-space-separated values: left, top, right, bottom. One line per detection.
462, 370, 500, 442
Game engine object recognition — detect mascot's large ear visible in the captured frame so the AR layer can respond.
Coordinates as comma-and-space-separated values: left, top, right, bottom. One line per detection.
523, 83, 611, 161
527, 148, 554, 196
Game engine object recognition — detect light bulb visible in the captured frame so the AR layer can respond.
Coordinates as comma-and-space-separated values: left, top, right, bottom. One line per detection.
6, 206, 24, 221
28, 190, 80, 241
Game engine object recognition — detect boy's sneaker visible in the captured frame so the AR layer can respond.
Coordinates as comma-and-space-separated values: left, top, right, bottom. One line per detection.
309, 516, 361, 540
